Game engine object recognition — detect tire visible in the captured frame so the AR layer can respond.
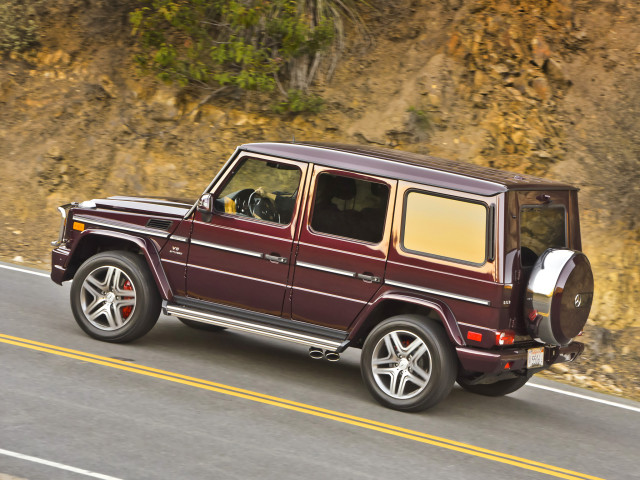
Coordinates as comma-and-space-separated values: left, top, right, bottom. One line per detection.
361, 315, 457, 412
456, 374, 531, 397
70, 251, 161, 343
177, 317, 226, 332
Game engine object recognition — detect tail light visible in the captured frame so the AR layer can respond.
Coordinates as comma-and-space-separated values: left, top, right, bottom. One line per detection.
495, 330, 516, 346
467, 331, 483, 342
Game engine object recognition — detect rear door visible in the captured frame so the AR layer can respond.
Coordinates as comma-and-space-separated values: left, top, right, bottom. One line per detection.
186, 154, 307, 316
289, 167, 396, 330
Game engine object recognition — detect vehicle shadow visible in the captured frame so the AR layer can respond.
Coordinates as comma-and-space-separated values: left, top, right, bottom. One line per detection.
135, 317, 379, 405
136, 316, 580, 422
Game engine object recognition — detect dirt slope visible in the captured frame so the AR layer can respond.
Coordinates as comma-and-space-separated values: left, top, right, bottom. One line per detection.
0, 0, 638, 399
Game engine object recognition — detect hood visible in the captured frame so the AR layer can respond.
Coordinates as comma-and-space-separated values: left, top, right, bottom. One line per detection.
89, 195, 196, 218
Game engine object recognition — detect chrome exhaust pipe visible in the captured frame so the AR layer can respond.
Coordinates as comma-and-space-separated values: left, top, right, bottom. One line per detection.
324, 351, 340, 362
309, 347, 324, 359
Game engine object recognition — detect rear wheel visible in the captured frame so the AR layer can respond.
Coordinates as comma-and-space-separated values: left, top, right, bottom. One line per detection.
457, 374, 531, 397
361, 315, 457, 412
177, 317, 226, 332
70, 251, 161, 343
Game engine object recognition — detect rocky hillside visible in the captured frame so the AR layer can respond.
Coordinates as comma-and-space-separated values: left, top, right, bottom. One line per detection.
0, 0, 638, 399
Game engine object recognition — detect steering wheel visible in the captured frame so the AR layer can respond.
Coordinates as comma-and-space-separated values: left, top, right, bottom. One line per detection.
248, 190, 280, 223
231, 188, 255, 217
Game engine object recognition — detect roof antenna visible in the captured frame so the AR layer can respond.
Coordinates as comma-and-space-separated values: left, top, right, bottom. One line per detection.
292, 133, 295, 144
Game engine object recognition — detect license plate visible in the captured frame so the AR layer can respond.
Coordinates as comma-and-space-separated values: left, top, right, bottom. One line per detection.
527, 347, 545, 368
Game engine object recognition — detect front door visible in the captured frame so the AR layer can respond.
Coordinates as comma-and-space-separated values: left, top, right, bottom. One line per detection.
186, 155, 307, 316
289, 167, 396, 329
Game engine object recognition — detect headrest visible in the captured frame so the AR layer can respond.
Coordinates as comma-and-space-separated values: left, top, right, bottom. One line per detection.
318, 174, 357, 201
370, 182, 388, 198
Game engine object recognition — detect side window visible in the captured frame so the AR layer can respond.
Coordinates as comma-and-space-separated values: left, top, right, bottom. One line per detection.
215, 157, 301, 225
310, 173, 389, 243
402, 191, 488, 265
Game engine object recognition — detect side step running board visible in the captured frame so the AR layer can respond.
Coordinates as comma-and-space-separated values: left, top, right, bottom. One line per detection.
165, 303, 347, 352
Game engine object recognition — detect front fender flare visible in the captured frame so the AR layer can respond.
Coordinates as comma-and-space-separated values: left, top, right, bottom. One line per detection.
66, 229, 174, 301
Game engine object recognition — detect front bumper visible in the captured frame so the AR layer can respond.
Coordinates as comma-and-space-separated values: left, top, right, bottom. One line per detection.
456, 342, 584, 374
51, 247, 71, 284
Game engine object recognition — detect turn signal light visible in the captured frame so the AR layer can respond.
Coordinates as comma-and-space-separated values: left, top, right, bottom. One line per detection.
495, 330, 516, 346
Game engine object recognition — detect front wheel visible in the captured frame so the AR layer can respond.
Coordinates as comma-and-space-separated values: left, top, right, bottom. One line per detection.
361, 315, 457, 412
457, 374, 531, 397
70, 251, 161, 343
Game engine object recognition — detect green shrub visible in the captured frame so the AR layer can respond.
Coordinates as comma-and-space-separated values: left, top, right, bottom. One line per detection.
0, 1, 39, 53
272, 89, 324, 114
130, 0, 363, 108
407, 106, 434, 132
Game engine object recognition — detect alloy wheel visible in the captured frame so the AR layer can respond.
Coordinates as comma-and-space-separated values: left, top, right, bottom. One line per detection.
371, 330, 433, 400
80, 265, 137, 331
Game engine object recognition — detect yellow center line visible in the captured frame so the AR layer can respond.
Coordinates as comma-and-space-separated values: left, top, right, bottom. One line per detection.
0, 333, 604, 480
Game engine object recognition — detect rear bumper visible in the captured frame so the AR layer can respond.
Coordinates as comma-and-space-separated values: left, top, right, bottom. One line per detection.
51, 247, 71, 284
456, 342, 584, 374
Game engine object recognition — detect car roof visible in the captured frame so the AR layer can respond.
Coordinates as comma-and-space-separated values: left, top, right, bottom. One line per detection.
239, 142, 577, 196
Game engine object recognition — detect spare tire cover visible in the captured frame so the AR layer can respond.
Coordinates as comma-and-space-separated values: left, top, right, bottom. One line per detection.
524, 248, 594, 346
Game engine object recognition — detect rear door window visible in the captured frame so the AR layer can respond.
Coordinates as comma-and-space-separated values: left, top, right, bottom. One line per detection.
310, 173, 390, 243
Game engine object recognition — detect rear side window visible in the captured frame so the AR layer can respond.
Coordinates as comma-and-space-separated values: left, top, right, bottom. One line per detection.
402, 191, 488, 265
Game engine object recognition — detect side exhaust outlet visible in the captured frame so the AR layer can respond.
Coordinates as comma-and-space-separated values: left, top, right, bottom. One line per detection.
309, 347, 325, 359
324, 351, 340, 362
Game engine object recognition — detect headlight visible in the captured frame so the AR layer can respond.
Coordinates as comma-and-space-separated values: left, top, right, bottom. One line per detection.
51, 203, 76, 247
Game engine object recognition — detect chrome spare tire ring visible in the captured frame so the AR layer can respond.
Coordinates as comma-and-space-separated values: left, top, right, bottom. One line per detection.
80, 265, 137, 331
524, 248, 594, 345
371, 330, 433, 400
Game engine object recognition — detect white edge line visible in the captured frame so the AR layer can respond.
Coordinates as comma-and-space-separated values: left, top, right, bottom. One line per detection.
0, 448, 124, 480
0, 264, 50, 278
527, 383, 640, 413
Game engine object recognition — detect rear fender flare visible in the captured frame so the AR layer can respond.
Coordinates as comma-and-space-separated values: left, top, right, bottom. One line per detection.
67, 229, 173, 301
351, 291, 465, 347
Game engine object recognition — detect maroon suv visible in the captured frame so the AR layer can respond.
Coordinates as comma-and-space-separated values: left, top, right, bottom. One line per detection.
51, 143, 594, 411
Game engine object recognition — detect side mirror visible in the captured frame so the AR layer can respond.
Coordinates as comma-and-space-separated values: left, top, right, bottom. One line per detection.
197, 193, 215, 222
197, 193, 214, 213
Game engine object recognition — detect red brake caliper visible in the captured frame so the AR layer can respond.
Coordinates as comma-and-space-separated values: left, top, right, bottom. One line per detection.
121, 280, 134, 319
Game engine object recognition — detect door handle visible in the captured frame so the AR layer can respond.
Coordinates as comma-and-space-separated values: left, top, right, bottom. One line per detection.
263, 253, 288, 264
355, 272, 381, 283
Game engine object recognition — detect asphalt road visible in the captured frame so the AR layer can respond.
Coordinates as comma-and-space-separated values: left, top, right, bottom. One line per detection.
1, 262, 638, 480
